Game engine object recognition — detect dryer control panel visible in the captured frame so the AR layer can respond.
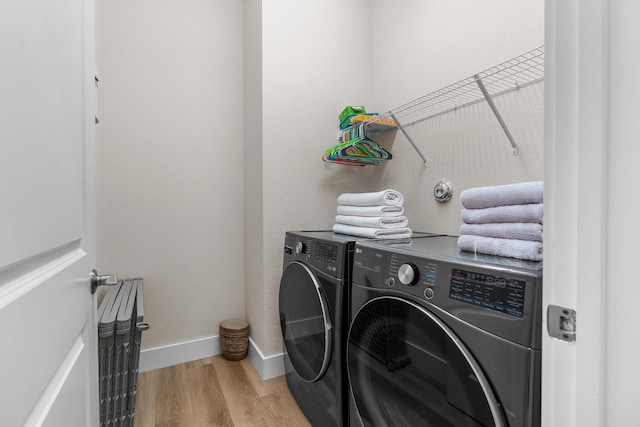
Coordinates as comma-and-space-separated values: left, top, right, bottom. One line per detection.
352, 236, 543, 349
284, 231, 348, 279
449, 268, 526, 318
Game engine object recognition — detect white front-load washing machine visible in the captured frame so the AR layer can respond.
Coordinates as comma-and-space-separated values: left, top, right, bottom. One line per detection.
348, 236, 543, 426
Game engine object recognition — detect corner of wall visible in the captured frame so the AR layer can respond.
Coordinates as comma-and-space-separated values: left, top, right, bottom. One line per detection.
247, 337, 285, 380
243, 0, 267, 355
138, 334, 284, 381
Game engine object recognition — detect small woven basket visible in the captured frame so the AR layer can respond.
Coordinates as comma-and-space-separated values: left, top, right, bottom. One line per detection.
219, 319, 249, 361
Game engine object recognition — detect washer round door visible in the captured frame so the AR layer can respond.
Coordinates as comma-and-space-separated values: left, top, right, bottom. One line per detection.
279, 261, 332, 382
348, 296, 505, 427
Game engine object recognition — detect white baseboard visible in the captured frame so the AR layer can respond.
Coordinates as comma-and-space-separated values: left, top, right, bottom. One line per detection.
138, 335, 222, 373
138, 335, 285, 381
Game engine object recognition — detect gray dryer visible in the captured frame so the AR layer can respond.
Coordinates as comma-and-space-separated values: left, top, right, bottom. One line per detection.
348, 235, 542, 427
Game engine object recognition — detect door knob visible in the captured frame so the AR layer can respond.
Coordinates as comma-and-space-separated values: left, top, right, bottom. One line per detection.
90, 269, 118, 294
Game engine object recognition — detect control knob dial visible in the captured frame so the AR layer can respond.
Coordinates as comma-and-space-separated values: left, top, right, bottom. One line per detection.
295, 241, 306, 255
398, 263, 419, 286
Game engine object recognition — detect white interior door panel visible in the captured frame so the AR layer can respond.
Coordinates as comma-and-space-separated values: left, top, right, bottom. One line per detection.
0, 0, 98, 425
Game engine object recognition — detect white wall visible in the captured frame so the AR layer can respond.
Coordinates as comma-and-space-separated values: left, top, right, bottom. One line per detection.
95, 0, 245, 351
368, 0, 545, 107
257, 0, 373, 355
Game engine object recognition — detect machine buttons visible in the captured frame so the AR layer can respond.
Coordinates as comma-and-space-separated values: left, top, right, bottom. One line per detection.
295, 241, 306, 255
424, 287, 435, 300
398, 263, 419, 286
386, 277, 396, 287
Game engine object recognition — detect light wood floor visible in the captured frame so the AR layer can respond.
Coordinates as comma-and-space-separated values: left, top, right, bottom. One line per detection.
134, 355, 311, 427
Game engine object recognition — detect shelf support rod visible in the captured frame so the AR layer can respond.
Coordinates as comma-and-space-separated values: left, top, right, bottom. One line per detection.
474, 75, 519, 154
390, 113, 428, 167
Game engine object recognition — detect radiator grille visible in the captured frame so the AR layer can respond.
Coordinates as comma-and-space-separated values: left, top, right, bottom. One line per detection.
98, 278, 148, 427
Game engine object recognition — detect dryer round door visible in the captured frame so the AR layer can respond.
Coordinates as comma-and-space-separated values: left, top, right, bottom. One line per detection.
279, 261, 332, 382
348, 296, 505, 427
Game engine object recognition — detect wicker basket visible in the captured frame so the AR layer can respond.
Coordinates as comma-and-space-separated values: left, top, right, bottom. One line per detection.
219, 319, 249, 361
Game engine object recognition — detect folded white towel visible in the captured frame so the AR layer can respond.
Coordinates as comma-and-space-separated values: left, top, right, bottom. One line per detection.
460, 181, 543, 209
461, 204, 543, 224
333, 223, 412, 239
460, 223, 543, 242
337, 189, 404, 207
457, 235, 543, 262
335, 215, 409, 229
336, 205, 404, 217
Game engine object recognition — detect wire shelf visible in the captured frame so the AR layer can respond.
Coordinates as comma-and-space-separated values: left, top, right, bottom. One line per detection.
366, 46, 545, 164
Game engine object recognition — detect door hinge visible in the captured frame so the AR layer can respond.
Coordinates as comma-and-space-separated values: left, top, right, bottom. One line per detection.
547, 305, 576, 343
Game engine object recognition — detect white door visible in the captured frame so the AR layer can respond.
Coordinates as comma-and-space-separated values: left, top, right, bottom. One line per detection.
545, 0, 640, 425
0, 0, 99, 426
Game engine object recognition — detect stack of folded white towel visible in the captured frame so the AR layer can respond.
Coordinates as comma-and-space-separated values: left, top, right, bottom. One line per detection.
333, 189, 412, 239
457, 181, 543, 261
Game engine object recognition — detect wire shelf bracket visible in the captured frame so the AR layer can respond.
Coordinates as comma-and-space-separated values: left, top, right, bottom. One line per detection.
474, 74, 519, 154
390, 112, 428, 167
